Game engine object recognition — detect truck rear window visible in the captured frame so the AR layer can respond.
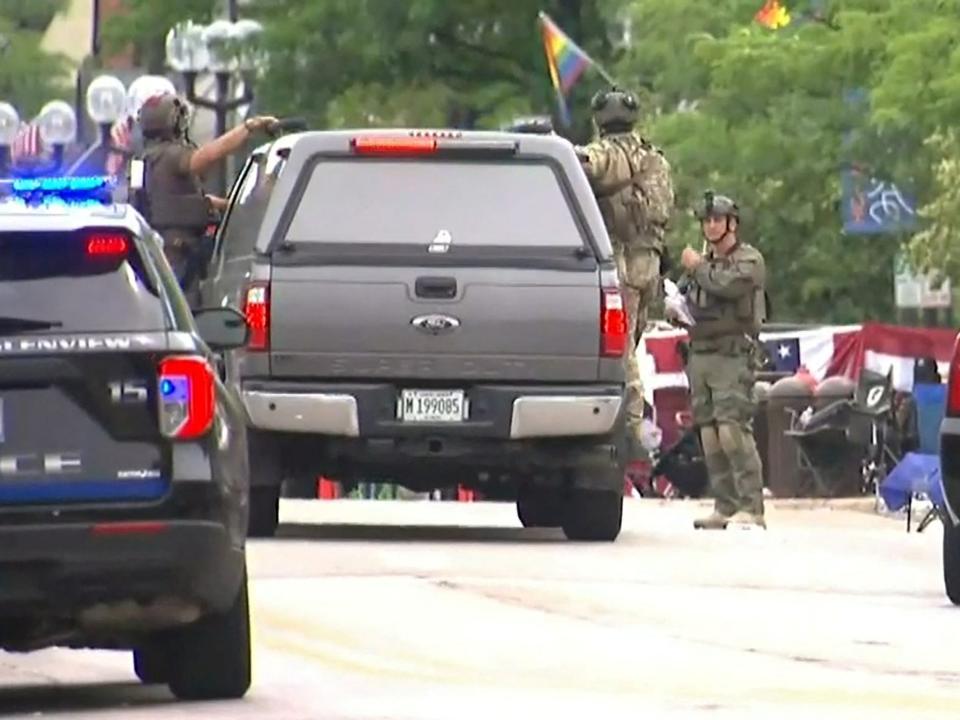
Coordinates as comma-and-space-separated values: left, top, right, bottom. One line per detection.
0, 232, 167, 333
285, 160, 585, 248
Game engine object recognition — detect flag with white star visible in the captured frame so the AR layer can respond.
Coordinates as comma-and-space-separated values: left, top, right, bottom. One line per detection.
762, 336, 801, 373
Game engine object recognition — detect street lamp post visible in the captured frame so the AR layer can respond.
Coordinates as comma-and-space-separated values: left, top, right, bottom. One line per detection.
165, 18, 263, 197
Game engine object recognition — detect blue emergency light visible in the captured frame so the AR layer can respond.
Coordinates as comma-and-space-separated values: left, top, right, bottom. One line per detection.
0, 175, 116, 209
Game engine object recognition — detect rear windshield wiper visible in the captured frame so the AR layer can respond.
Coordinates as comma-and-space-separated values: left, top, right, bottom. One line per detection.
0, 316, 64, 334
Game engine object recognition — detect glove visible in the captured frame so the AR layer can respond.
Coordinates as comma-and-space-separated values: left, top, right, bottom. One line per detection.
244, 115, 280, 134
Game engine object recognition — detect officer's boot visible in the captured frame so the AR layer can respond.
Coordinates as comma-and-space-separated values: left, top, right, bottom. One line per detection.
727, 511, 766, 530
693, 510, 731, 530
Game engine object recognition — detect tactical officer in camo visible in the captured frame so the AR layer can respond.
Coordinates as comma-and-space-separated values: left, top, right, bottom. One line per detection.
576, 87, 674, 461
681, 192, 767, 530
135, 92, 278, 304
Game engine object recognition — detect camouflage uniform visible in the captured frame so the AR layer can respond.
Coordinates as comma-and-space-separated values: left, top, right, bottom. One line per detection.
578, 88, 674, 457
686, 194, 767, 529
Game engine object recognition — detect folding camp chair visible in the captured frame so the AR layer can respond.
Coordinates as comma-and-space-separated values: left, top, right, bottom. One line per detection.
784, 368, 900, 498
878, 382, 948, 532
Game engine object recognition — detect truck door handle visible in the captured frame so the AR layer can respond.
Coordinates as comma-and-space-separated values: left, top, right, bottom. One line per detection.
415, 276, 457, 299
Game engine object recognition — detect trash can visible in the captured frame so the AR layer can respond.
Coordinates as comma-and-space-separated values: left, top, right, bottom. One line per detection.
764, 376, 815, 498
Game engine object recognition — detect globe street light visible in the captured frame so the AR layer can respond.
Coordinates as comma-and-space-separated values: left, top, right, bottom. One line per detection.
86, 74, 126, 145
125, 74, 178, 123
0, 102, 19, 172
37, 100, 77, 171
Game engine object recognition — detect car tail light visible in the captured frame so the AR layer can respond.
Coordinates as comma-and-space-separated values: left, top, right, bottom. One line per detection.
601, 288, 628, 357
86, 232, 128, 256
243, 281, 270, 351
947, 335, 960, 416
92, 521, 168, 536
157, 356, 215, 440
351, 137, 438, 155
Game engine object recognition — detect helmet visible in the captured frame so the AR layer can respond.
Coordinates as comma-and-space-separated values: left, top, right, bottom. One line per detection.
694, 190, 739, 220
138, 92, 189, 140
590, 87, 639, 132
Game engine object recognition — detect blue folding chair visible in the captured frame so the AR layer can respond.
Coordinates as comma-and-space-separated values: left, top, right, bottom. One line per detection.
879, 382, 947, 532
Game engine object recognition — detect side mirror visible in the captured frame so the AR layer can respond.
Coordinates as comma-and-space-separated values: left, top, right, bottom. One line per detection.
193, 306, 249, 351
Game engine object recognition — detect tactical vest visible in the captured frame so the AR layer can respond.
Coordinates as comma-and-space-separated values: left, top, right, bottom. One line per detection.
594, 132, 665, 255
688, 243, 767, 341
134, 140, 210, 237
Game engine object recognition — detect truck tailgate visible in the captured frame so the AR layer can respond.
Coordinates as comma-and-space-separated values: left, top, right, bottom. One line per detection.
269, 265, 601, 382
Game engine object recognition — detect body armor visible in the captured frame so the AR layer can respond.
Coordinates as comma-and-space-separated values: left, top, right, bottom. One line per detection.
688, 242, 767, 341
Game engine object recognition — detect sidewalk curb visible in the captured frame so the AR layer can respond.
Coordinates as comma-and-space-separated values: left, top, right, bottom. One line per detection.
635, 497, 880, 512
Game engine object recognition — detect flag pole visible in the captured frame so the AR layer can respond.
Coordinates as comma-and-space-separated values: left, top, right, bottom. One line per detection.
537, 11, 619, 87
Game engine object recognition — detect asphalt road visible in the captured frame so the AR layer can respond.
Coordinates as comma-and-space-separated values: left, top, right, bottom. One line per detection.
0, 498, 955, 719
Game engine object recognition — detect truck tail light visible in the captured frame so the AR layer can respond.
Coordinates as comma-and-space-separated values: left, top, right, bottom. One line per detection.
351, 137, 437, 155
947, 335, 960, 417
601, 288, 628, 358
243, 281, 270, 351
157, 356, 216, 440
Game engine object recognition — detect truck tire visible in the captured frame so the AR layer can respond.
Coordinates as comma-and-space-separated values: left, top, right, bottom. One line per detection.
562, 488, 623, 541
249, 485, 280, 538
133, 643, 169, 684
516, 485, 563, 528
167, 567, 252, 701
248, 430, 282, 538
943, 522, 960, 605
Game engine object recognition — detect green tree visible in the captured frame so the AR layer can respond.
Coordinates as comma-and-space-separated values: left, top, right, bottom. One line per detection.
101, 0, 218, 73
249, 0, 621, 138
2, 0, 67, 32
0, 5, 71, 117
607, 0, 960, 323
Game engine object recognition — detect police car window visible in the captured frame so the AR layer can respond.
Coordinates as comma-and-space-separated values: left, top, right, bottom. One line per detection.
0, 232, 168, 333
285, 159, 584, 248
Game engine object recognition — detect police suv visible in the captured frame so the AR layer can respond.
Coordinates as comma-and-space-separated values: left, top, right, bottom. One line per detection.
0, 176, 252, 700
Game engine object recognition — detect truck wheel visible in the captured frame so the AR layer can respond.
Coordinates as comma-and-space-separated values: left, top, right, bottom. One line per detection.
249, 485, 280, 538
132, 643, 169, 684
516, 486, 563, 528
943, 522, 960, 605
562, 488, 623, 541
167, 566, 252, 701
248, 430, 282, 538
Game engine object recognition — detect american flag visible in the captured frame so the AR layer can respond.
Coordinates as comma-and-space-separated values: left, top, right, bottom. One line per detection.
639, 322, 954, 395
10, 121, 42, 164
105, 116, 134, 176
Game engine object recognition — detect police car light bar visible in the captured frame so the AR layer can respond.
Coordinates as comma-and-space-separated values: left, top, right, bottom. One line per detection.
0, 175, 118, 210
8, 175, 113, 194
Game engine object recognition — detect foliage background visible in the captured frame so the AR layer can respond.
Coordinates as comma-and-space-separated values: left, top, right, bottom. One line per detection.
66, 1, 960, 322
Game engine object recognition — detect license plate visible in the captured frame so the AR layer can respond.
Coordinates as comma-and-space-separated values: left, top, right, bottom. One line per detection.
399, 389, 466, 423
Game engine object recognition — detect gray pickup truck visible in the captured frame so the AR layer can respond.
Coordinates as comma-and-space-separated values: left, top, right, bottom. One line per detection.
200, 129, 628, 541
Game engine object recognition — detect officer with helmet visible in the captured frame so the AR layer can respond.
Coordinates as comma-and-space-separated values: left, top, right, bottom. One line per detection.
134, 91, 278, 304
681, 191, 768, 530
576, 86, 675, 465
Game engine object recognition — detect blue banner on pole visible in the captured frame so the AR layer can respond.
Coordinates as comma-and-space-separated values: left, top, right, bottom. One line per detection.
841, 167, 918, 235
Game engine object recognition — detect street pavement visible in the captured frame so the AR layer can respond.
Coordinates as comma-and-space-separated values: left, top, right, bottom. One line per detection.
0, 497, 955, 719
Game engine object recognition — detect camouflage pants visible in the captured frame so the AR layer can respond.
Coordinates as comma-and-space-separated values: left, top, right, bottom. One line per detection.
687, 345, 765, 517
618, 248, 660, 447
161, 233, 201, 308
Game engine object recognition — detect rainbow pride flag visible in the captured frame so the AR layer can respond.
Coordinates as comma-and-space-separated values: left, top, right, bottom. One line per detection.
539, 12, 594, 125
754, 0, 792, 29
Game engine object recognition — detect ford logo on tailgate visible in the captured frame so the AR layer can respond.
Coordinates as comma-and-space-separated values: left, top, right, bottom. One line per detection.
411, 314, 460, 335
